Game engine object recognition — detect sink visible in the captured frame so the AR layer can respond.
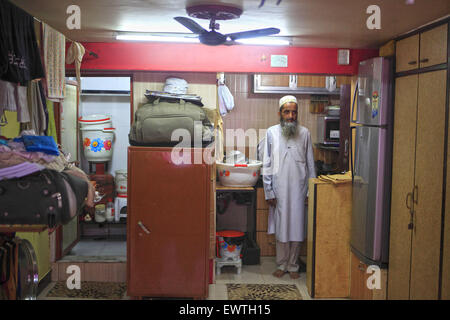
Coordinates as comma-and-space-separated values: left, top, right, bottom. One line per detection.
216, 160, 263, 187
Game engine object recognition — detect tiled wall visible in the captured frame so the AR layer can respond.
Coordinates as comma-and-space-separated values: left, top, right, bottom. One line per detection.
222, 73, 340, 161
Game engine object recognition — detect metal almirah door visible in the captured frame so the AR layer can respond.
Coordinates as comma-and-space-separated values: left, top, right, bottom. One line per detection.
127, 147, 210, 298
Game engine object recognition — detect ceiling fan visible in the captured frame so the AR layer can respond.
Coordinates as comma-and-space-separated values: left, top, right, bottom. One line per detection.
174, 4, 281, 46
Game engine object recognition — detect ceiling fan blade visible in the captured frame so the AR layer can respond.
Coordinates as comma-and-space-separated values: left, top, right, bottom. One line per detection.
174, 17, 207, 34
226, 27, 280, 40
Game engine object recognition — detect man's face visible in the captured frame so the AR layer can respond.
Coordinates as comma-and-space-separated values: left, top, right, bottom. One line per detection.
279, 102, 298, 123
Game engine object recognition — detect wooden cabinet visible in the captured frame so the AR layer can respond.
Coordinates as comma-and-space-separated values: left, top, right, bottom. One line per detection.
259, 74, 291, 87
395, 34, 420, 73
350, 252, 387, 300
254, 74, 351, 94
127, 147, 211, 299
255, 188, 275, 256
388, 70, 447, 300
443, 115, 450, 300
419, 23, 448, 68
306, 179, 352, 298
396, 23, 448, 72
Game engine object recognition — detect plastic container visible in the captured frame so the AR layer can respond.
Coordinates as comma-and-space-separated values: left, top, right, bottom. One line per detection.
216, 160, 262, 187
79, 114, 115, 162
115, 170, 127, 195
216, 230, 246, 261
95, 204, 106, 223
106, 199, 115, 222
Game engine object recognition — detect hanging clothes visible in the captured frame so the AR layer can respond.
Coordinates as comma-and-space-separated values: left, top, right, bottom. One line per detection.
42, 23, 66, 101
45, 100, 58, 144
66, 41, 85, 87
0, 0, 45, 84
218, 83, 234, 116
0, 79, 30, 125
27, 80, 47, 135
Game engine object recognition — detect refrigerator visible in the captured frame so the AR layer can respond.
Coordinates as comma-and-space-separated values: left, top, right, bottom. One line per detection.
351, 57, 394, 268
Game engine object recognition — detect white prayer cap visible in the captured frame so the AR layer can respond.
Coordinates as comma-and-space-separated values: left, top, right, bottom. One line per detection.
279, 95, 297, 109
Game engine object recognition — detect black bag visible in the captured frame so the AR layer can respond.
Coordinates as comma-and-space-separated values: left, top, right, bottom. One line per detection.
0, 169, 88, 228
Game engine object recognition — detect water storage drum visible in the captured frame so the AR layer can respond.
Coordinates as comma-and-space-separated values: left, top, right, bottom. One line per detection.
79, 114, 115, 162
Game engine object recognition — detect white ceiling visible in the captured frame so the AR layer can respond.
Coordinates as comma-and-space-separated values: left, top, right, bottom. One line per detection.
10, 0, 450, 48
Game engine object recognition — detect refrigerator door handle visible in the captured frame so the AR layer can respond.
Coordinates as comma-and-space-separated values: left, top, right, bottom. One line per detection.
351, 81, 359, 122
349, 126, 357, 182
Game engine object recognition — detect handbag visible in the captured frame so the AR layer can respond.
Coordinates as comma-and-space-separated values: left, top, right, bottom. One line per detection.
0, 169, 88, 228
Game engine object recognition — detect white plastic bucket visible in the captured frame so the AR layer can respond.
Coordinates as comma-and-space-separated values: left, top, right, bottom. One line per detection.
115, 170, 127, 195
79, 114, 115, 162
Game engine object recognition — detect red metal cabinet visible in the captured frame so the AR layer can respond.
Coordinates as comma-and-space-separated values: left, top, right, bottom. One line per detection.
127, 147, 211, 298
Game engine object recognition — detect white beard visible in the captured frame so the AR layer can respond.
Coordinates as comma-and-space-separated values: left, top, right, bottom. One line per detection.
281, 120, 298, 138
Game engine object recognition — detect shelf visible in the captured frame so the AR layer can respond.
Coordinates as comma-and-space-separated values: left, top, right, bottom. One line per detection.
314, 143, 340, 151
216, 182, 255, 191
0, 225, 47, 233
81, 220, 127, 225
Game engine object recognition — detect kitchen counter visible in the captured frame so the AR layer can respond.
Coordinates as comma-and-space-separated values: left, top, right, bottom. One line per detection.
306, 177, 352, 298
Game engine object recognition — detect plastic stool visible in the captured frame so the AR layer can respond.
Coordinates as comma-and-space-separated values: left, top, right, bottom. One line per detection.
216, 257, 242, 275
114, 194, 127, 222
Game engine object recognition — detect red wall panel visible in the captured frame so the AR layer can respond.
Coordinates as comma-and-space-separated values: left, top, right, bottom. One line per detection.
67, 42, 378, 75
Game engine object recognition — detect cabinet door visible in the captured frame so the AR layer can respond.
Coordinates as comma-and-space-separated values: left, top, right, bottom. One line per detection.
419, 23, 448, 69
410, 70, 447, 300
259, 74, 291, 87
350, 252, 373, 300
388, 74, 418, 299
297, 75, 326, 88
127, 148, 209, 297
443, 105, 450, 300
395, 34, 419, 73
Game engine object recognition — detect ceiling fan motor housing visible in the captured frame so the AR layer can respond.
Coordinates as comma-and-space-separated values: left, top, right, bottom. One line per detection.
186, 4, 243, 20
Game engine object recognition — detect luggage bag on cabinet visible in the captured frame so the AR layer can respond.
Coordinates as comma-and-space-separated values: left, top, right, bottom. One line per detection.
129, 98, 214, 147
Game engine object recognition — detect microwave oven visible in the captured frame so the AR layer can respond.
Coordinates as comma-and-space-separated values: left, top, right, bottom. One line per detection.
317, 116, 340, 145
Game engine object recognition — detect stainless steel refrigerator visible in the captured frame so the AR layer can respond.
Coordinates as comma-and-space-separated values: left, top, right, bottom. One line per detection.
351, 57, 394, 267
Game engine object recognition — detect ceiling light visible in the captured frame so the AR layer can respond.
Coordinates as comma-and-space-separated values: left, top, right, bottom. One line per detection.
116, 33, 199, 43
234, 37, 290, 46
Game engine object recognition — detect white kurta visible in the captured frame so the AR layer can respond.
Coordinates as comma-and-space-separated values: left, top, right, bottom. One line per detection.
262, 124, 316, 242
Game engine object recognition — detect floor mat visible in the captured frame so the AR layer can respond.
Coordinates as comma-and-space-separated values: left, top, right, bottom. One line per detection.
226, 284, 303, 300
44, 281, 127, 299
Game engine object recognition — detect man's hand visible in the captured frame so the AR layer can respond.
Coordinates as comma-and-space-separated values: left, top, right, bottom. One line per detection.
266, 198, 277, 207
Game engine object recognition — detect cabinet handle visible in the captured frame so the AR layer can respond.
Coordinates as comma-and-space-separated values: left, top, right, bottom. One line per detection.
413, 185, 418, 205
138, 221, 151, 234
406, 192, 413, 210
344, 139, 349, 156
420, 58, 429, 63
408, 61, 417, 65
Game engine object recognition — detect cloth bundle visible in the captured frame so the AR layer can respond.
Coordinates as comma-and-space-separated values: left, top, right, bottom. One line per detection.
318, 171, 352, 184
163, 77, 188, 94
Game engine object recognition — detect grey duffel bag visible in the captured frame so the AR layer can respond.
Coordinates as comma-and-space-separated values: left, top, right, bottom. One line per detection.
129, 98, 214, 147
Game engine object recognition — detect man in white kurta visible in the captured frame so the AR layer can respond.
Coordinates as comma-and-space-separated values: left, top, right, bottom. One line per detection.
262, 95, 316, 279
